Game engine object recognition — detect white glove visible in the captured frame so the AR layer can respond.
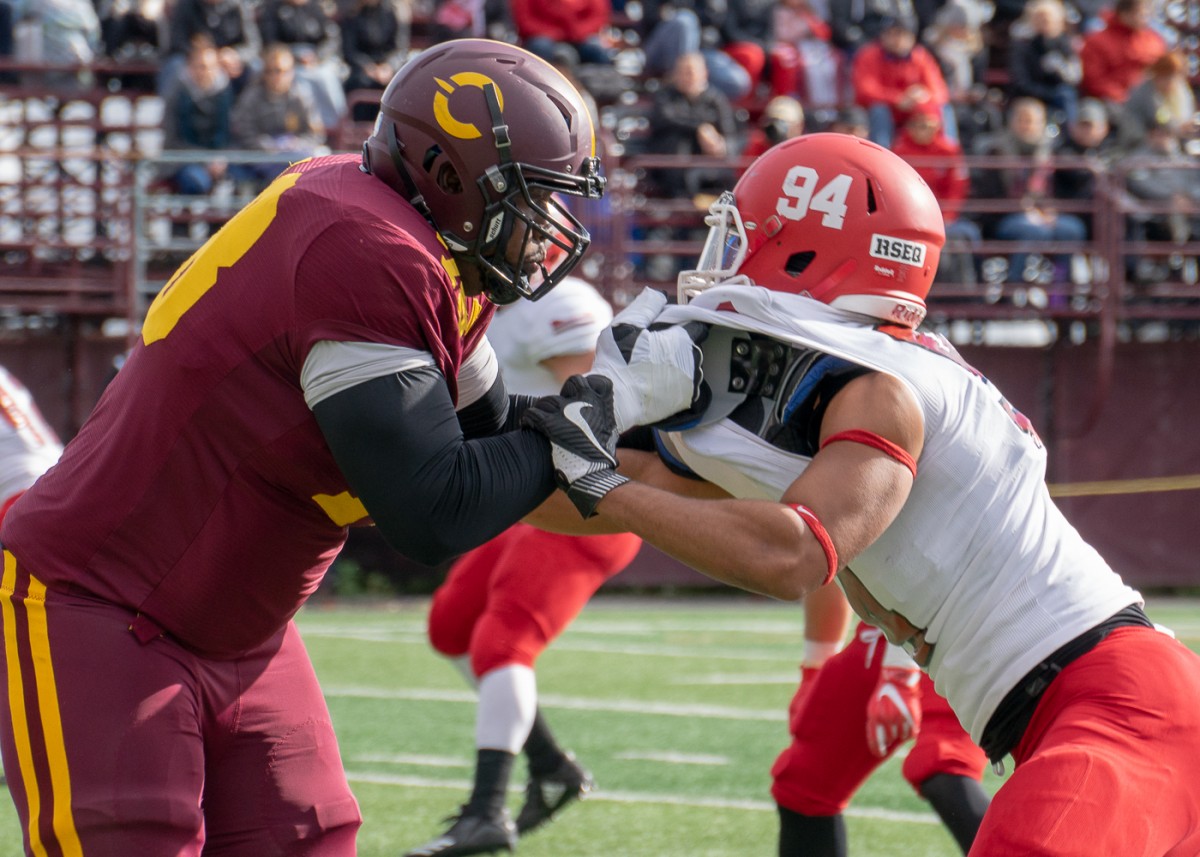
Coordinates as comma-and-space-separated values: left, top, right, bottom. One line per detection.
589, 287, 708, 433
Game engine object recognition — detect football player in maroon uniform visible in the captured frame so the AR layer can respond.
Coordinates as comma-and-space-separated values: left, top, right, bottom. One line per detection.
0, 39, 633, 857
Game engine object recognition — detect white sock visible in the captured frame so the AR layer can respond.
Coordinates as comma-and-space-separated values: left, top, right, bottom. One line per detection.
802, 638, 842, 669
476, 664, 538, 753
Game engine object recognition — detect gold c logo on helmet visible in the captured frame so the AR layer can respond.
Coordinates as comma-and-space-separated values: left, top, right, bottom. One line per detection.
433, 73, 505, 140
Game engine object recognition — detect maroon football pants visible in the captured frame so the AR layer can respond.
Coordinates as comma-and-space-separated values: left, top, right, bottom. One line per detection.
0, 553, 361, 857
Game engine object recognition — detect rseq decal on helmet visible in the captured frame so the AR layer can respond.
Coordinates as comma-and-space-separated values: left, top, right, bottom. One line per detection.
362, 39, 606, 305
677, 133, 944, 328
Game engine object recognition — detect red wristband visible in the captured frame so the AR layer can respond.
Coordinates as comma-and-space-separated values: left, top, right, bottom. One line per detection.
788, 503, 839, 585
821, 429, 917, 478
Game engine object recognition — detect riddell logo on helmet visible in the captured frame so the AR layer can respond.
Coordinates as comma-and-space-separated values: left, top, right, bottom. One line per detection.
870, 234, 926, 268
891, 304, 924, 325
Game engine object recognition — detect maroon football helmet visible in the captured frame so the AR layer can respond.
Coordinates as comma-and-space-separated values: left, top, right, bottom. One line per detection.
363, 39, 605, 304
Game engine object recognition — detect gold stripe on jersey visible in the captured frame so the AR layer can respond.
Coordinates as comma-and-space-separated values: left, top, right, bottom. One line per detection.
313, 491, 370, 526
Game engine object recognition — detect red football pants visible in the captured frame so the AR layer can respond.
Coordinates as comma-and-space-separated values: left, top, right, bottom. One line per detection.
771, 622, 986, 815
970, 626, 1200, 856
428, 523, 642, 676
0, 556, 361, 857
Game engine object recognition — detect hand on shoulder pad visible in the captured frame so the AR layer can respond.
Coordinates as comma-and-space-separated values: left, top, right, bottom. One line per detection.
590, 287, 710, 433
521, 374, 629, 518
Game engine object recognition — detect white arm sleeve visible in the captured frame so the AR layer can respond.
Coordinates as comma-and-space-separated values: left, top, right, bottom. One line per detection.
301, 341, 436, 409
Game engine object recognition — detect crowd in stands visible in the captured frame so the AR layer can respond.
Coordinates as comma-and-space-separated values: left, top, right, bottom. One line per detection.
0, 0, 1196, 293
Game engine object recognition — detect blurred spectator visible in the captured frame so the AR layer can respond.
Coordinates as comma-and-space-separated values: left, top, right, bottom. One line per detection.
925, 0, 996, 153
1117, 50, 1197, 154
162, 0, 260, 98
640, 0, 753, 102
851, 13, 954, 148
1078, 0, 1166, 109
1052, 97, 1114, 237
97, 0, 167, 90
743, 95, 804, 157
924, 0, 989, 102
1007, 0, 1081, 126
511, 0, 613, 66
257, 0, 347, 129
1122, 112, 1200, 285
769, 0, 841, 108
641, 51, 740, 282
892, 101, 982, 284
428, 0, 485, 41
646, 51, 740, 197
972, 96, 1087, 284
828, 0, 935, 55
230, 42, 326, 188
164, 34, 235, 195
9, 0, 101, 88
340, 0, 406, 122
827, 103, 869, 137
719, 0, 774, 105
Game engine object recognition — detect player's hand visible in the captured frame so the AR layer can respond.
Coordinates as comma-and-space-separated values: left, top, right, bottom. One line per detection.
590, 287, 710, 433
865, 664, 922, 758
522, 374, 629, 518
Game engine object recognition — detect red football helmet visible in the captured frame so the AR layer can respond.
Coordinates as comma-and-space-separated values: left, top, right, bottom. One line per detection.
362, 39, 605, 304
678, 133, 944, 327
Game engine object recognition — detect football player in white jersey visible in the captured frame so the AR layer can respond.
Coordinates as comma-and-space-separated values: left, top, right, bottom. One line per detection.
522, 133, 1200, 856
0, 365, 62, 525
405, 276, 644, 857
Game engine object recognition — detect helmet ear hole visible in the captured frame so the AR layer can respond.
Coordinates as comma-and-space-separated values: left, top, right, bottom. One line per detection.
436, 162, 463, 194
786, 251, 815, 276
865, 179, 877, 214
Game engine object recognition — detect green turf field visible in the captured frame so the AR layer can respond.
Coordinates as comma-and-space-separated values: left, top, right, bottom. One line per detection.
1, 595, 1197, 855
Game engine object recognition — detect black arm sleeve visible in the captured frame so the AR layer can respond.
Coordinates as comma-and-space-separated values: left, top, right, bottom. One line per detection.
455, 370, 541, 438
311, 367, 556, 566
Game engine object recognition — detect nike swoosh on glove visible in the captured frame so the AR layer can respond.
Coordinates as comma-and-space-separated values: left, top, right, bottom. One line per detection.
590, 287, 710, 433
865, 665, 923, 758
521, 374, 629, 518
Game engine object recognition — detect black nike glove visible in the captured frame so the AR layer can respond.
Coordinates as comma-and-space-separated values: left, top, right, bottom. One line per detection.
522, 374, 630, 518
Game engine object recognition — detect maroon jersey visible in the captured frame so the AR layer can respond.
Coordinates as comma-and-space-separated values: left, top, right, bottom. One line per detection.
1, 155, 495, 657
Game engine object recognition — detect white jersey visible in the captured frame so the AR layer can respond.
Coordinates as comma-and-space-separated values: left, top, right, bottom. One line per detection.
0, 366, 63, 504
487, 278, 613, 396
658, 285, 1141, 743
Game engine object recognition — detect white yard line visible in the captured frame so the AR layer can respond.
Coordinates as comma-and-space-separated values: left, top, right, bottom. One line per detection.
343, 770, 940, 826
305, 628, 798, 663
323, 685, 785, 722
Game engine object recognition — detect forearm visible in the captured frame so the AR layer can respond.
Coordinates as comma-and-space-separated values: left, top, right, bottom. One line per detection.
314, 370, 555, 565
590, 481, 829, 601
523, 447, 725, 535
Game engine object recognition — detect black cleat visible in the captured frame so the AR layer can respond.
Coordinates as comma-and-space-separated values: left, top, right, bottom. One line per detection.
404, 807, 517, 856
515, 753, 595, 835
